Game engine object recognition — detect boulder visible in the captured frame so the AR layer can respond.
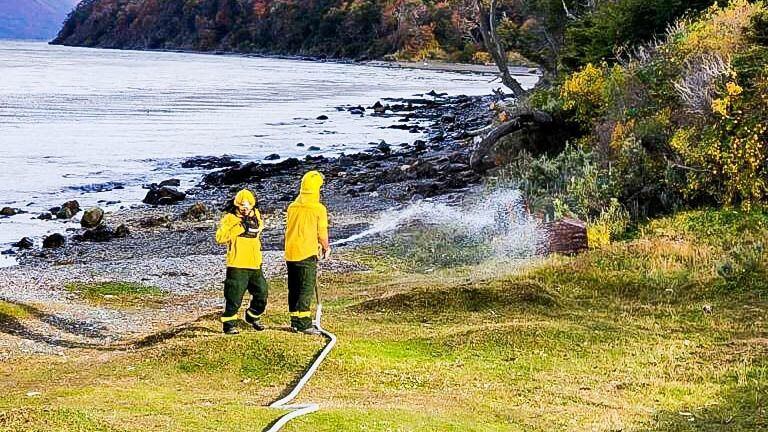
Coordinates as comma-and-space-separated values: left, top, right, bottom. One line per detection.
0, 207, 17, 216
264, 153, 281, 161
203, 158, 301, 185
13, 237, 33, 249
37, 213, 53, 220
80, 207, 104, 228
43, 233, 65, 249
1, 249, 15, 256
182, 202, 209, 220
316, 115, 329, 120
143, 186, 186, 205
296, 143, 305, 147
308, 146, 321, 151
181, 155, 239, 170
158, 178, 181, 187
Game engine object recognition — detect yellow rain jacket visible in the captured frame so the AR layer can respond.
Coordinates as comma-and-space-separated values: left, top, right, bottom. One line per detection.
216, 190, 264, 269
285, 171, 329, 262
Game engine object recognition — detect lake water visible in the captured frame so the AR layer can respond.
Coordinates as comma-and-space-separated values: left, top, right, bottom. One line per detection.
0, 40, 537, 258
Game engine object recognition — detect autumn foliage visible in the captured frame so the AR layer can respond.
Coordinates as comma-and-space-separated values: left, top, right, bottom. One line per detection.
54, 0, 484, 61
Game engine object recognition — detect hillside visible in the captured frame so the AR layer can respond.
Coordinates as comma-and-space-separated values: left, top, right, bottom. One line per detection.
51, 0, 480, 61
0, 0, 78, 40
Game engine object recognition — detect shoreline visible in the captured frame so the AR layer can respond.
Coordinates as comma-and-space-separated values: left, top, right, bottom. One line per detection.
0, 91, 498, 355
50, 41, 539, 76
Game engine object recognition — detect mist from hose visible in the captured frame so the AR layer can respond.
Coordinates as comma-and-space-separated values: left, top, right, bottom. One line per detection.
333, 188, 543, 262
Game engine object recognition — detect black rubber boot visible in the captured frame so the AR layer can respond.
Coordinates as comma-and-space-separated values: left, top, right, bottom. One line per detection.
245, 309, 265, 331
223, 322, 239, 335
291, 325, 321, 336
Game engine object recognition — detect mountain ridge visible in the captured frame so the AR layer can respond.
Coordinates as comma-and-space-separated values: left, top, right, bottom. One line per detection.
0, 0, 79, 40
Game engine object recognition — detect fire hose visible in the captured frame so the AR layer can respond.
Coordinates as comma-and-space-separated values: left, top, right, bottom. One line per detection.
264, 270, 337, 432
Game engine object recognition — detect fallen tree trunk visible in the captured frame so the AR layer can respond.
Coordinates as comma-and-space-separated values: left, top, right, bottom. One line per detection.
469, 109, 554, 172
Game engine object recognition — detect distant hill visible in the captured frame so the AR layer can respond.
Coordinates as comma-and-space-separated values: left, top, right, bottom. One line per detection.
0, 0, 79, 40
51, 0, 479, 61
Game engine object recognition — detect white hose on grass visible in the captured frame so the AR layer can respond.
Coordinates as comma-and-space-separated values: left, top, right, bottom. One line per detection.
265, 290, 337, 432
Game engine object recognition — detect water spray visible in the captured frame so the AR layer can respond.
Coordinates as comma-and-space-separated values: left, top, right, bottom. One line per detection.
333, 189, 542, 259
265, 267, 336, 432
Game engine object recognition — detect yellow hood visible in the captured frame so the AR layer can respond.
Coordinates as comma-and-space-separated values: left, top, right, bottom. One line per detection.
297, 171, 324, 203
234, 189, 256, 209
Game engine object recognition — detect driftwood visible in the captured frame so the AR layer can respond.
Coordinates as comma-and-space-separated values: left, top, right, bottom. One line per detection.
469, 108, 553, 172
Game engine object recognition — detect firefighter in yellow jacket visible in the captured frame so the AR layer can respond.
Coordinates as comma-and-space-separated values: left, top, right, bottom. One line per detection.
285, 171, 330, 335
215, 189, 269, 334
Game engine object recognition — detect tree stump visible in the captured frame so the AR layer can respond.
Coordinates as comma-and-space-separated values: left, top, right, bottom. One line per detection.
541, 218, 588, 255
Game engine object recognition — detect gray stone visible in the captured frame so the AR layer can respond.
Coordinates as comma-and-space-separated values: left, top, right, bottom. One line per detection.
80, 207, 104, 228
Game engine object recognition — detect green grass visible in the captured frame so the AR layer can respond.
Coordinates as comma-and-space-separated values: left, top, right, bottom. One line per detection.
64, 282, 165, 308
0, 301, 33, 323
1, 209, 766, 431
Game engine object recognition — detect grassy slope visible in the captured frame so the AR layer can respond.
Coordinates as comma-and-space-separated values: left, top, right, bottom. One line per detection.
0, 209, 766, 431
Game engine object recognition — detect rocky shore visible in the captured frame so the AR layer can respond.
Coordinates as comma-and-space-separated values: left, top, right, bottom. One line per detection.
11, 92, 495, 266
0, 91, 498, 356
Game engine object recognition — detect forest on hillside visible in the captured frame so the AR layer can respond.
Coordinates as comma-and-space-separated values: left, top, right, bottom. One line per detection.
53, 0, 712, 64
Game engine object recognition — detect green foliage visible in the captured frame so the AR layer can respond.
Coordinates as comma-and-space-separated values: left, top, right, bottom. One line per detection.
525, 1, 768, 228
560, 0, 717, 70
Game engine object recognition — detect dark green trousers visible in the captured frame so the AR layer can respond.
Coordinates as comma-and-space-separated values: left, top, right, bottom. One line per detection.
287, 257, 317, 331
221, 267, 269, 328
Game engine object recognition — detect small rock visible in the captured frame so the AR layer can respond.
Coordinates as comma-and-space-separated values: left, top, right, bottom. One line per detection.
80, 207, 104, 228
316, 115, 329, 120
0, 207, 17, 216
376, 141, 391, 153
79, 226, 114, 243
308, 146, 321, 151
296, 143, 305, 147
139, 215, 171, 228
158, 178, 181, 187
25, 391, 41, 397
56, 207, 74, 220
702, 304, 713, 314
264, 153, 281, 161
61, 200, 81, 214
1, 249, 15, 256
349, 107, 364, 115
143, 186, 186, 205
37, 213, 52, 220
114, 224, 130, 238
13, 237, 33, 249
43, 233, 65, 249
372, 101, 386, 114
414, 140, 427, 151
182, 202, 209, 220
